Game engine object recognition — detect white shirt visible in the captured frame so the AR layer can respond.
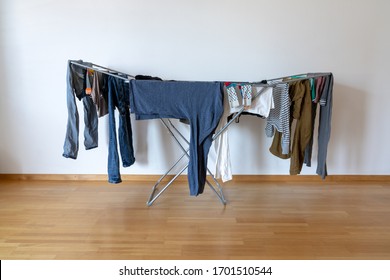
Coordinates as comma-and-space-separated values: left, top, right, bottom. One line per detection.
214, 85, 274, 182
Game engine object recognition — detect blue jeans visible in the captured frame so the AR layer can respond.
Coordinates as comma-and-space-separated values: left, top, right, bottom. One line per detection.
107, 76, 136, 183
63, 60, 98, 159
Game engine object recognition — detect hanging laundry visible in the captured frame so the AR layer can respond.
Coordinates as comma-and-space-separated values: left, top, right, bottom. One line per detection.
64, 58, 334, 197
135, 74, 162, 80
303, 75, 326, 167
63, 60, 98, 159
314, 76, 325, 103
302, 74, 333, 179
130, 80, 223, 196
265, 81, 290, 155
316, 74, 333, 178
224, 82, 255, 110
107, 76, 136, 184
85, 69, 94, 95
91, 71, 109, 117
225, 82, 240, 108
214, 84, 274, 182
269, 79, 313, 175
241, 84, 252, 108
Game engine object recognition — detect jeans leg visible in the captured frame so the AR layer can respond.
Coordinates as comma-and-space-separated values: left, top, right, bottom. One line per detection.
117, 81, 135, 167
83, 96, 98, 150
107, 77, 121, 183
63, 61, 79, 159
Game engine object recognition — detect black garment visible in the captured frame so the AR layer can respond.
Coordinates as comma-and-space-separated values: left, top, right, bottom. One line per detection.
135, 74, 163, 81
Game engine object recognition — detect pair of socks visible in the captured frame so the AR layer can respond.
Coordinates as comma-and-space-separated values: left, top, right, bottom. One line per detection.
224, 82, 252, 109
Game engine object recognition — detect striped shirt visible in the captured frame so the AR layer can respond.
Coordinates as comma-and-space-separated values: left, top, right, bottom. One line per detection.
265, 81, 290, 154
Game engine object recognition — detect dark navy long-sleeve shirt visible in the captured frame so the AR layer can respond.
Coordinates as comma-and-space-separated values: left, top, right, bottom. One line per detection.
130, 80, 223, 196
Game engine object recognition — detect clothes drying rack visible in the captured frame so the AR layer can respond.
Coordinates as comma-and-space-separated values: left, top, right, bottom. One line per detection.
69, 60, 330, 206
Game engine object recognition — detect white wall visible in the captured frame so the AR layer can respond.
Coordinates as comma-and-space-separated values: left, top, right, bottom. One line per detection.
1, 0, 389, 176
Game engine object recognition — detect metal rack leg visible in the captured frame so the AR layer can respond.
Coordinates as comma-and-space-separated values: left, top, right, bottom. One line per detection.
147, 152, 187, 205
147, 164, 188, 206
161, 119, 226, 203
146, 119, 226, 206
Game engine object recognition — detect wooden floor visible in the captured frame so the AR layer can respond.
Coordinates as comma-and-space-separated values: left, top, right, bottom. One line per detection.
1, 179, 390, 260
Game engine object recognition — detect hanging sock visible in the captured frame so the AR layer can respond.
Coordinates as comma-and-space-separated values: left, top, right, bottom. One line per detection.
224, 82, 240, 108
240, 84, 252, 108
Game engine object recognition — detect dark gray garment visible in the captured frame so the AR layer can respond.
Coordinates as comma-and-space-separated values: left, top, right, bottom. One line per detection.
91, 71, 109, 117
63, 60, 98, 159
303, 74, 333, 178
303, 102, 317, 167
316, 74, 333, 178
130, 80, 223, 196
